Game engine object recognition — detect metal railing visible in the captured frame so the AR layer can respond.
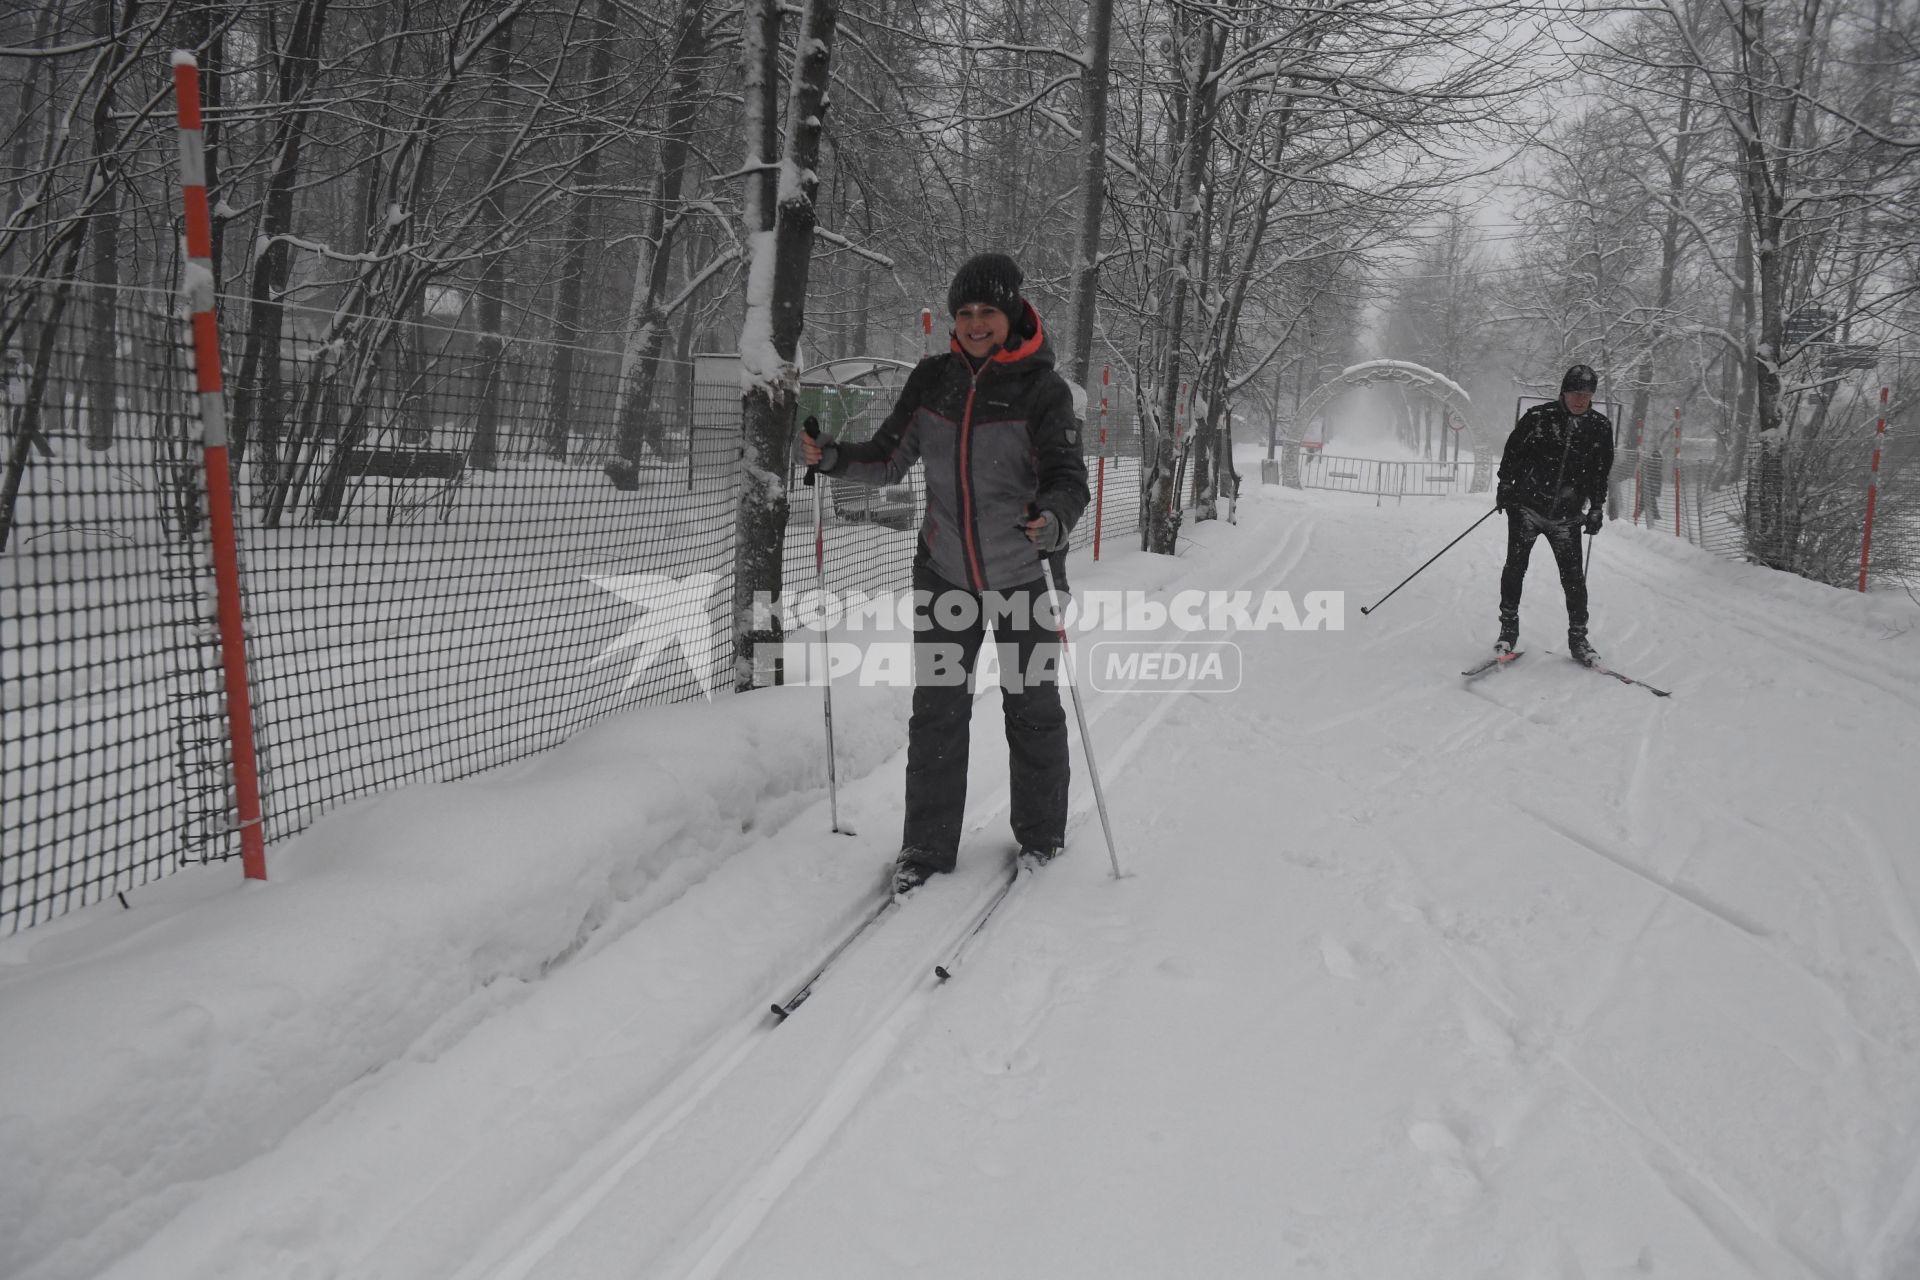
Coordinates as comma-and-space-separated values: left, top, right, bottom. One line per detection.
1296, 452, 1480, 502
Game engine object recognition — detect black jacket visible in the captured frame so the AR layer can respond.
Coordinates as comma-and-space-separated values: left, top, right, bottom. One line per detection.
823, 302, 1089, 591
1497, 400, 1614, 522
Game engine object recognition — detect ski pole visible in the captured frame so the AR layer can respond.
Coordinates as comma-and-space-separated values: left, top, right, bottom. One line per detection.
1359, 506, 1499, 616
1039, 554, 1124, 879
1584, 529, 1594, 579
802, 416, 841, 834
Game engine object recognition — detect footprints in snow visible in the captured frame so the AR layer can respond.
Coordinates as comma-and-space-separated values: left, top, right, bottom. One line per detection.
1407, 1114, 1485, 1198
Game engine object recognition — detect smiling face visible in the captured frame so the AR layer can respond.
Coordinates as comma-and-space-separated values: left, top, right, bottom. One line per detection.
953, 303, 1011, 360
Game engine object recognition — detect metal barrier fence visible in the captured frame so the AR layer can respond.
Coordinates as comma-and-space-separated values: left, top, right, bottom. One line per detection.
0, 276, 1144, 932
1295, 452, 1484, 502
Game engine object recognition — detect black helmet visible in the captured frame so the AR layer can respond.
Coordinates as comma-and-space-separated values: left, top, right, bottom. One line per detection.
1560, 364, 1598, 394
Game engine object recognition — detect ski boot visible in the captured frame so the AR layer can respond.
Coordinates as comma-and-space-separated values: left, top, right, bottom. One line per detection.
892, 853, 939, 897
1495, 612, 1519, 657
1567, 627, 1600, 668
1018, 844, 1063, 872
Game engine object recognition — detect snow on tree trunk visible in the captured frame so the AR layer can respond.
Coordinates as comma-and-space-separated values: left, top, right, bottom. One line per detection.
1146, 15, 1224, 556
731, 0, 838, 692
1065, 0, 1115, 390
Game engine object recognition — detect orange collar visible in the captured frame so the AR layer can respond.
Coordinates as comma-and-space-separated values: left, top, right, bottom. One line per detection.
949, 301, 1045, 366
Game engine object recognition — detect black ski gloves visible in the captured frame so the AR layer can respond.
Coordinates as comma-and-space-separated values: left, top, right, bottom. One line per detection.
1027, 508, 1069, 552
1496, 483, 1513, 513
1583, 506, 1603, 535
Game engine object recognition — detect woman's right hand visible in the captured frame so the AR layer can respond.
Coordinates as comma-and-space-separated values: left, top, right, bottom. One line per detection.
800, 432, 825, 467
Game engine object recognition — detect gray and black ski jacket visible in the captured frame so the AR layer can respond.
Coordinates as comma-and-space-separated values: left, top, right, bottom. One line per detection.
822, 302, 1089, 592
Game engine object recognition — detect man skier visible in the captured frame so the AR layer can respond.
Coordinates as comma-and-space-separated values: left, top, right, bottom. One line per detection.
1494, 364, 1614, 666
799, 252, 1090, 895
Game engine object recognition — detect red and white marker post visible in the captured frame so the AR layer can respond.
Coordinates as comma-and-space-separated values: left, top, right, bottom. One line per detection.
173, 51, 266, 881
1671, 410, 1683, 539
1631, 420, 1643, 525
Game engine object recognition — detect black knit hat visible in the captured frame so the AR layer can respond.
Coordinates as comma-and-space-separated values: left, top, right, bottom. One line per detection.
1560, 364, 1599, 393
947, 252, 1024, 318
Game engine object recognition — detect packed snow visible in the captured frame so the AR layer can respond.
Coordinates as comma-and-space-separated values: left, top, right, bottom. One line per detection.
4, 449, 1919, 1280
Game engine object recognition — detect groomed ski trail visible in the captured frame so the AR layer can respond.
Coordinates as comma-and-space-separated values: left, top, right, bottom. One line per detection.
449, 514, 1323, 1280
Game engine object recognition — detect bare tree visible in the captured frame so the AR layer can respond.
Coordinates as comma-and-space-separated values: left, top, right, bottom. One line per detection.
605, 0, 714, 488
732, 0, 839, 691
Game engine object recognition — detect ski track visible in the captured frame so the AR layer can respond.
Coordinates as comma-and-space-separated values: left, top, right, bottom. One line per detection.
453, 1014, 771, 1280
1516, 804, 1771, 940
643, 520, 1322, 1280
67, 492, 1916, 1280
1515, 803, 1898, 1061
1605, 552, 1918, 710
1402, 892, 1832, 1280
1845, 812, 1920, 991
454, 513, 1326, 1279
1862, 1139, 1920, 1280
1359, 517, 1899, 1280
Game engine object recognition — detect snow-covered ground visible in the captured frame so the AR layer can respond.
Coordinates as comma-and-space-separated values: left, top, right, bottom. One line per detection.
5, 451, 1920, 1280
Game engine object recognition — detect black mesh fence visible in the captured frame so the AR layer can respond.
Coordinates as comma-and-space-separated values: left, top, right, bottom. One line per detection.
1, 275, 1147, 933
227, 299, 737, 841
1, 277, 224, 929
1610, 438, 1917, 590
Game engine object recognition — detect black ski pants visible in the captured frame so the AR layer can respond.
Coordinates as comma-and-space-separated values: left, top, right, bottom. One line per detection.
902, 564, 1068, 869
1500, 509, 1588, 629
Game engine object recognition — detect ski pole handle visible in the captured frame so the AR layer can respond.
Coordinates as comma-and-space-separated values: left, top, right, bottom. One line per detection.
801, 415, 822, 487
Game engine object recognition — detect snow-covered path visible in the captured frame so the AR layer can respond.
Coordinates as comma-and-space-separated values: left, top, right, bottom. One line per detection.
5, 464, 1919, 1280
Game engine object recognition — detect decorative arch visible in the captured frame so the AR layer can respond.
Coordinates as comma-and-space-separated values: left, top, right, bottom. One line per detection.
1283, 359, 1494, 493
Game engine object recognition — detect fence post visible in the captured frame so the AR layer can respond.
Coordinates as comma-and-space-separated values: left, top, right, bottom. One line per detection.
1631, 420, 1643, 525
1169, 380, 1188, 519
921, 308, 932, 358
173, 52, 267, 882
1859, 386, 1890, 592
1094, 364, 1108, 561
1672, 410, 1683, 540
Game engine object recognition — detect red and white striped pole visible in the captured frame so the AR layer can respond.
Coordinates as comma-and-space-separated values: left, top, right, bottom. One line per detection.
1631, 420, 1643, 525
1858, 386, 1890, 593
921, 308, 932, 358
174, 52, 266, 882
1671, 409, 1683, 539
1094, 365, 1108, 561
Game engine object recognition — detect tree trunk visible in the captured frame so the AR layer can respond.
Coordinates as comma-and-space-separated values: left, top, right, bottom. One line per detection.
1065, 0, 1115, 390
471, 23, 514, 472
1146, 16, 1223, 555
82, 0, 122, 452
547, 0, 618, 463
0, 0, 60, 275
230, 0, 331, 485
609, 0, 710, 477
733, 0, 837, 692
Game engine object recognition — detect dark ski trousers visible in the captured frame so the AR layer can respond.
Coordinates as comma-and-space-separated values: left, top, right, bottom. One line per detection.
902, 564, 1068, 870
1500, 509, 1588, 629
